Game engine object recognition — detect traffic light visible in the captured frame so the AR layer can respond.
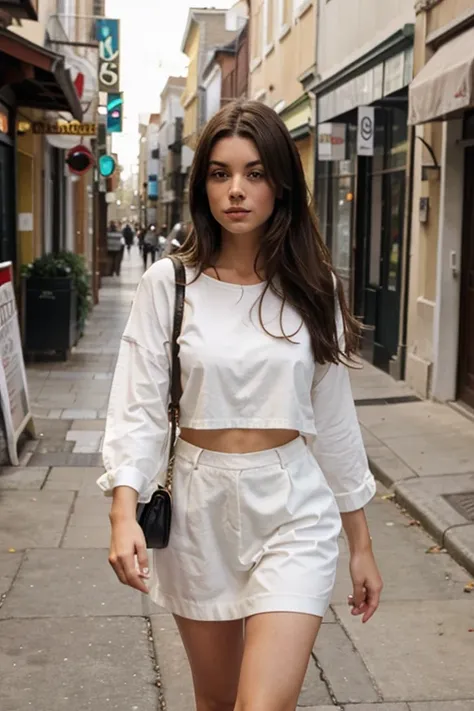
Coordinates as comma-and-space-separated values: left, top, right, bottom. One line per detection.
99, 154, 116, 177
106, 92, 123, 133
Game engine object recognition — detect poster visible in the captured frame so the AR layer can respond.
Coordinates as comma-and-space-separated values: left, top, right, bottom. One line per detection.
0, 263, 32, 465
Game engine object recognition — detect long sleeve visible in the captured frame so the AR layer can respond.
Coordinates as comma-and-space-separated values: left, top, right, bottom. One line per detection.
97, 260, 175, 503
310, 296, 376, 513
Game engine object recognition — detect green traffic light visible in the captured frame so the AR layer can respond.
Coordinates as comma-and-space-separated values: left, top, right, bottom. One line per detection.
99, 154, 116, 177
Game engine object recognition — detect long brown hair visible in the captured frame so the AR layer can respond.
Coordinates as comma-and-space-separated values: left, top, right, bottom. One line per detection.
178, 99, 360, 365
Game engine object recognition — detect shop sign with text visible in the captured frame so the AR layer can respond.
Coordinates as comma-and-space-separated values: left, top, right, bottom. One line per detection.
31, 121, 97, 136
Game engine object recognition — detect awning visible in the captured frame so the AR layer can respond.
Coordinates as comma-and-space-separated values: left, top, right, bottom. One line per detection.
408, 25, 474, 125
0, 28, 82, 121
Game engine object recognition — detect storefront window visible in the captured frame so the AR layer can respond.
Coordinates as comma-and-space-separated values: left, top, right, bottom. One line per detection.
331, 173, 354, 300
387, 107, 408, 170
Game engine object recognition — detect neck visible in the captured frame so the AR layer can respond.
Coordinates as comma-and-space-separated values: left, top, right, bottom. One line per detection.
217, 229, 262, 276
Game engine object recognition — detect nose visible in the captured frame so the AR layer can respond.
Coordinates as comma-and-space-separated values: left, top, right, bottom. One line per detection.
228, 175, 245, 200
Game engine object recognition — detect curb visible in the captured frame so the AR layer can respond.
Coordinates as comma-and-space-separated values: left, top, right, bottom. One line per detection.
368, 455, 474, 578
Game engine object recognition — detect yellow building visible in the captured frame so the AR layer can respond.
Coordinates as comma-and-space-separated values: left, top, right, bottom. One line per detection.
406, 0, 474, 408
249, 0, 316, 193
181, 8, 243, 149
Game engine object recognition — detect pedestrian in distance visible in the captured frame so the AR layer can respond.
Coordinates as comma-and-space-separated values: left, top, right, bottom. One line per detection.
122, 222, 134, 255
98, 99, 383, 711
142, 223, 158, 269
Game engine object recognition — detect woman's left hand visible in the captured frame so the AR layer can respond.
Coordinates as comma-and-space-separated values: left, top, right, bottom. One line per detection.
348, 548, 383, 623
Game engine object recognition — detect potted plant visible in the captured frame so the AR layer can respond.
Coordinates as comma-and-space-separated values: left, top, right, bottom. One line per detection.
21, 252, 92, 359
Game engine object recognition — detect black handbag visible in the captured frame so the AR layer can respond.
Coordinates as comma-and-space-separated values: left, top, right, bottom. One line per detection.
136, 256, 186, 549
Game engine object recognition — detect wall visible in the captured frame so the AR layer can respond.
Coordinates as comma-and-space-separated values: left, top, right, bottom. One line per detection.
182, 23, 200, 144
249, 0, 315, 108
317, 0, 414, 81
203, 64, 222, 120
405, 0, 473, 399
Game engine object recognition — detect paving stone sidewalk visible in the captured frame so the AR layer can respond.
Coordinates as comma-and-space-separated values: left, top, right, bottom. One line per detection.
1, 248, 474, 711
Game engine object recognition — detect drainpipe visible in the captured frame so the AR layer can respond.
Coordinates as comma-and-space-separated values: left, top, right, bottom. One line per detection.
398, 123, 416, 380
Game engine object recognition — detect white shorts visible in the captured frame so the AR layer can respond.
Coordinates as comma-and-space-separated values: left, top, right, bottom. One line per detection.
150, 436, 342, 621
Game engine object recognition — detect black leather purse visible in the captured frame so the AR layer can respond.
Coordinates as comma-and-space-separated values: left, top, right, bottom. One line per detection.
136, 256, 186, 549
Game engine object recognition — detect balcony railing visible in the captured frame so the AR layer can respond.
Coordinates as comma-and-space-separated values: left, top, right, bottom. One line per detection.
0, 0, 37, 20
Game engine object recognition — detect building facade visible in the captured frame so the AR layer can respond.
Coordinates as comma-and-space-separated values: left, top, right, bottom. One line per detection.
157, 76, 189, 231
406, 0, 474, 408
249, 0, 316, 193
305, 0, 416, 376
180, 7, 243, 150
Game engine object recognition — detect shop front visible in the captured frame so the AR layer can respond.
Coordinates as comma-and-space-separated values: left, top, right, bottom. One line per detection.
0, 100, 15, 265
0, 26, 82, 274
408, 19, 474, 407
315, 30, 414, 373
281, 94, 315, 196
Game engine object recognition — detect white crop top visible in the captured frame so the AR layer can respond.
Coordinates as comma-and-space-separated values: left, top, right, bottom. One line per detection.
98, 257, 375, 512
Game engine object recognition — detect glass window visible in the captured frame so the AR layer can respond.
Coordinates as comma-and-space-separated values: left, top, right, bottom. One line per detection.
369, 174, 382, 285
387, 107, 408, 170
331, 174, 354, 296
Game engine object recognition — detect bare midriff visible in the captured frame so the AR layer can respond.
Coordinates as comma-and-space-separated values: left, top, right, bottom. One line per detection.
179, 428, 300, 454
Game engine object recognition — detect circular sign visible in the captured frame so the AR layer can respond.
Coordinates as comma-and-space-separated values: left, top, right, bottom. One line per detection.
66, 145, 94, 175
360, 115, 373, 142
99, 154, 116, 178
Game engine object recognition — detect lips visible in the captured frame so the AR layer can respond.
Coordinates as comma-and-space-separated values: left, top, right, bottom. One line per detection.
225, 208, 250, 214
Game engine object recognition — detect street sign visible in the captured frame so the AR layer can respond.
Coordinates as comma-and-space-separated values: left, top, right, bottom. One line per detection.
357, 106, 375, 157
66, 145, 94, 175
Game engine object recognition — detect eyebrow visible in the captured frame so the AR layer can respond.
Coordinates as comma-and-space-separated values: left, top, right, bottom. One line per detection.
208, 160, 263, 168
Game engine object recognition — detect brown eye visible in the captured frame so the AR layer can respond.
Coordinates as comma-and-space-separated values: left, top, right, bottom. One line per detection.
209, 170, 227, 180
249, 171, 264, 180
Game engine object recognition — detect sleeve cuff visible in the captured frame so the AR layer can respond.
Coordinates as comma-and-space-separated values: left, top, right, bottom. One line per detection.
333, 469, 377, 513
96, 466, 156, 504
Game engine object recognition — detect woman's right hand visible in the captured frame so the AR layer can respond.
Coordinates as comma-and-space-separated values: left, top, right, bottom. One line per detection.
108, 487, 150, 594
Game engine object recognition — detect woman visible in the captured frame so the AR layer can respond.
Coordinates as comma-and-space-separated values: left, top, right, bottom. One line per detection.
98, 100, 382, 711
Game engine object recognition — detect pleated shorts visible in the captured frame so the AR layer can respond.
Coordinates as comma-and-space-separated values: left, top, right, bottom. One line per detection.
150, 436, 342, 621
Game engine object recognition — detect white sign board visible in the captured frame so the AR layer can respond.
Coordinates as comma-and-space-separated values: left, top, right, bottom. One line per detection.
357, 106, 375, 156
318, 123, 346, 162
18, 213, 33, 232
0, 263, 33, 465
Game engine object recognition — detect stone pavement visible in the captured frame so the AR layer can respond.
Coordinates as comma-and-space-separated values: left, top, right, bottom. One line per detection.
1, 247, 474, 711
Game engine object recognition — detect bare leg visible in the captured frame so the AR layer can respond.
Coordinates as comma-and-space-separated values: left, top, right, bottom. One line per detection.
234, 612, 322, 711
174, 614, 244, 711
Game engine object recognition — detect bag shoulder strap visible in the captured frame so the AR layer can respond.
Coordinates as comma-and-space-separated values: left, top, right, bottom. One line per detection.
166, 256, 186, 487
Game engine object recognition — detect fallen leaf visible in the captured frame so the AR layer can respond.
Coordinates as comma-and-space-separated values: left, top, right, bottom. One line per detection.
463, 581, 474, 593
406, 520, 421, 527
468, 628, 474, 632
381, 494, 395, 501
8, 548, 15, 553
425, 545, 447, 554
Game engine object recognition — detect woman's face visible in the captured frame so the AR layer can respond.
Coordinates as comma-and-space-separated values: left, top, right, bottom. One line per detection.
206, 136, 276, 240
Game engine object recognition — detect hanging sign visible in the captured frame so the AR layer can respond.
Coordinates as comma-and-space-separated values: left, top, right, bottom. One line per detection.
96, 18, 120, 92
357, 106, 375, 157
66, 145, 94, 175
0, 263, 33, 465
31, 120, 97, 136
318, 123, 346, 161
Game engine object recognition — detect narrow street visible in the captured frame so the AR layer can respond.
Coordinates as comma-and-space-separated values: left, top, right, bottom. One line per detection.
1, 248, 474, 711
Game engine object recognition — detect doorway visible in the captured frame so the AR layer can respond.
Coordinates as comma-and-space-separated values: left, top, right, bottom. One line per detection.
0, 140, 15, 264
458, 146, 474, 408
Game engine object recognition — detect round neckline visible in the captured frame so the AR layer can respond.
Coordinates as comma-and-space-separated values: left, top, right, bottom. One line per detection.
200, 271, 267, 291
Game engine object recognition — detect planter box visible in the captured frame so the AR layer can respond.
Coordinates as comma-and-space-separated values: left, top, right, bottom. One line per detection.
24, 277, 78, 359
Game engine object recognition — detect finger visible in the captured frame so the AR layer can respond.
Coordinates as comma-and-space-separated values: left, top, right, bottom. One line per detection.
121, 555, 149, 594
109, 556, 128, 585
135, 543, 150, 579
352, 583, 366, 609
362, 587, 382, 623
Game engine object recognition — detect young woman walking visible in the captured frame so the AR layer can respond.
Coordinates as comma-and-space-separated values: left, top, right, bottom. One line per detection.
98, 99, 382, 711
